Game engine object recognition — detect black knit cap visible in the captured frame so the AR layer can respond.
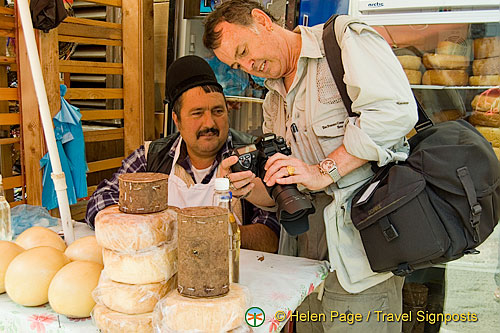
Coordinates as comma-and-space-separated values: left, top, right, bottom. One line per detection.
165, 55, 223, 107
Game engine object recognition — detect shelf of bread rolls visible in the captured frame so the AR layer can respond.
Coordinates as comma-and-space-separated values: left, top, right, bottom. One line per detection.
411, 85, 499, 90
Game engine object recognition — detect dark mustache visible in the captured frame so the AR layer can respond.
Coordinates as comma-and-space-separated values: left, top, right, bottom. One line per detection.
197, 128, 219, 138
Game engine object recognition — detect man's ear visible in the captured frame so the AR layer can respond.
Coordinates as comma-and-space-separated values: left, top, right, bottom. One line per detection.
251, 8, 272, 29
172, 111, 179, 128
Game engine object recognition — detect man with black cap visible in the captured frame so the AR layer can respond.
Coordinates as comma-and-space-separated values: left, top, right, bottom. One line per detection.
85, 55, 279, 252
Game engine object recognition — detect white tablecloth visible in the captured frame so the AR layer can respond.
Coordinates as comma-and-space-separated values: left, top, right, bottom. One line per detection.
0, 223, 330, 333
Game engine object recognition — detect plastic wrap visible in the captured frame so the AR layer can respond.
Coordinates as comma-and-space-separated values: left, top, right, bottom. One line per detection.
152, 283, 251, 333
93, 272, 176, 315
92, 304, 153, 333
102, 240, 177, 284
11, 204, 59, 237
95, 205, 177, 252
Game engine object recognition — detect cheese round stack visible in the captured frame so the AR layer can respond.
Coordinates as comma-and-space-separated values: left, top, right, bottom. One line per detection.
471, 91, 500, 112
5, 246, 69, 306
469, 112, 500, 128
423, 53, 469, 70
422, 70, 468, 86
0, 241, 24, 293
64, 235, 103, 265
474, 37, 500, 59
48, 261, 103, 318
153, 284, 249, 332
118, 172, 168, 214
95, 205, 176, 252
102, 242, 177, 284
15, 226, 67, 251
397, 55, 421, 70
469, 75, 500, 86
93, 304, 153, 333
473, 57, 500, 76
436, 41, 467, 56
403, 69, 422, 84
94, 273, 176, 314
475, 126, 500, 147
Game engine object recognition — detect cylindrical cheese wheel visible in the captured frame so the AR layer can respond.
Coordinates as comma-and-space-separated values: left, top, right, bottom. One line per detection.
472, 57, 500, 76
474, 37, 500, 59
48, 260, 103, 318
422, 70, 468, 86
423, 53, 469, 70
95, 205, 176, 252
93, 304, 153, 333
153, 284, 249, 333
102, 242, 177, 284
475, 126, 500, 148
471, 91, 500, 112
403, 69, 422, 84
93, 273, 176, 314
469, 111, 500, 128
64, 235, 103, 265
469, 75, 500, 86
15, 226, 67, 251
118, 173, 168, 214
397, 55, 421, 70
436, 41, 467, 56
5, 246, 70, 306
0, 241, 24, 293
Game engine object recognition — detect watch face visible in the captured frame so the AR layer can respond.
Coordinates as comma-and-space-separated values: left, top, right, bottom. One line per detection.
321, 159, 335, 172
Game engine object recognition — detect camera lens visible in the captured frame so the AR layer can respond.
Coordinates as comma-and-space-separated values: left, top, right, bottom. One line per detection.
271, 185, 315, 235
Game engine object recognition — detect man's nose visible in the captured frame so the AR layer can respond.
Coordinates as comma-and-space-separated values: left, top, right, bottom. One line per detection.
240, 57, 255, 73
201, 111, 216, 127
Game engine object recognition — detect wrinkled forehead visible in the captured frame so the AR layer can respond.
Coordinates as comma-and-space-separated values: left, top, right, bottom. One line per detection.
179, 88, 227, 111
213, 21, 244, 64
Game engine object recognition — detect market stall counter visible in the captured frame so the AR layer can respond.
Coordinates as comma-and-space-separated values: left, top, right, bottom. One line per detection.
0, 223, 329, 333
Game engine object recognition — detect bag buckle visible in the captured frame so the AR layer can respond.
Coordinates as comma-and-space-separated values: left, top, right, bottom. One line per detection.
464, 248, 480, 255
382, 223, 399, 242
393, 263, 413, 276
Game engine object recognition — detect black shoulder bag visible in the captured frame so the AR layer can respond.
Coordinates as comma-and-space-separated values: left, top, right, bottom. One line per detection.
323, 15, 500, 276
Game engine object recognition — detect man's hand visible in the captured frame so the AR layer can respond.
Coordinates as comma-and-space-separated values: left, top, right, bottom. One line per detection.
263, 153, 333, 191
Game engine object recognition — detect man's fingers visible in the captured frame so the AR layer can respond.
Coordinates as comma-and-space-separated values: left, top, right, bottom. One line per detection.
220, 155, 238, 172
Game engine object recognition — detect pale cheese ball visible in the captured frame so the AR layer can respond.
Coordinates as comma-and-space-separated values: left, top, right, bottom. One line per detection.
15, 226, 67, 252
5, 246, 70, 306
64, 236, 103, 265
93, 304, 153, 333
48, 260, 103, 318
0, 241, 24, 293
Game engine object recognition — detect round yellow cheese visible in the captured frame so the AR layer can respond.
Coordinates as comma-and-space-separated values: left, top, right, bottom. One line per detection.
94, 274, 175, 314
15, 226, 67, 252
102, 242, 177, 284
64, 236, 103, 265
0, 241, 24, 293
93, 304, 153, 333
48, 260, 102, 318
5, 246, 70, 306
154, 284, 249, 332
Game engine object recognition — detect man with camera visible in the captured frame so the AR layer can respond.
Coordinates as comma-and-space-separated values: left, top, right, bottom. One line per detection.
85, 55, 279, 253
203, 1, 418, 332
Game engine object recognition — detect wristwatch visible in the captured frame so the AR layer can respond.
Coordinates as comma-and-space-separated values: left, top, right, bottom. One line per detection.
319, 158, 341, 183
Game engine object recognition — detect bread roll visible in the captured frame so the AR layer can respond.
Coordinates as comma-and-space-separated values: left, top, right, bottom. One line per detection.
64, 235, 103, 265
0, 241, 24, 293
475, 126, 500, 147
93, 274, 176, 314
471, 90, 500, 112
469, 111, 500, 128
102, 242, 177, 284
397, 55, 421, 70
474, 37, 500, 59
469, 75, 500, 86
422, 70, 468, 86
472, 57, 500, 76
48, 261, 103, 318
436, 41, 467, 56
423, 53, 469, 70
95, 205, 177, 252
433, 110, 463, 123
93, 304, 153, 333
404, 69, 422, 84
15, 226, 67, 252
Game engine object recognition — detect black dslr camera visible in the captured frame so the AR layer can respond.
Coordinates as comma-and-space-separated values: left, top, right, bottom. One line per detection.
231, 133, 315, 235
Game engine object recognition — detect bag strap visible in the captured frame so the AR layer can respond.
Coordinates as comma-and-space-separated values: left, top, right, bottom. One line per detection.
322, 15, 433, 132
457, 167, 482, 242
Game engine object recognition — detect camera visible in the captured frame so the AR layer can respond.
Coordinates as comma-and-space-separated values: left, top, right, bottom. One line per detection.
231, 133, 315, 235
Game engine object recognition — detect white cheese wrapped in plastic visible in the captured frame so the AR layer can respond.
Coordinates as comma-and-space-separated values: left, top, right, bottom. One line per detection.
95, 205, 177, 252
153, 283, 250, 332
93, 272, 176, 314
103, 241, 177, 284
92, 304, 152, 333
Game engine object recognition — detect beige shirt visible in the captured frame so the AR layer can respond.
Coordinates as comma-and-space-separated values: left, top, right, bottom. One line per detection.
262, 16, 418, 292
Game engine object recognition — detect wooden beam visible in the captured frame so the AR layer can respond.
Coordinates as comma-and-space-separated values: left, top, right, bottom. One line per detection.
65, 88, 123, 99
58, 22, 122, 40
0, 7, 14, 15
0, 30, 15, 38
83, 128, 124, 142
59, 60, 123, 75
63, 16, 122, 29
81, 109, 124, 120
10, 200, 26, 208
2, 175, 22, 190
0, 15, 15, 29
58, 35, 122, 46
0, 56, 16, 65
0, 36, 13, 201
40, 30, 60, 118
87, 157, 124, 173
0, 87, 17, 100
85, 0, 123, 7
0, 138, 20, 145
0, 113, 20, 125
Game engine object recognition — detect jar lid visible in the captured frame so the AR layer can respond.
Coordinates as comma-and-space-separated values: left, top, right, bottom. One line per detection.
214, 177, 229, 191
